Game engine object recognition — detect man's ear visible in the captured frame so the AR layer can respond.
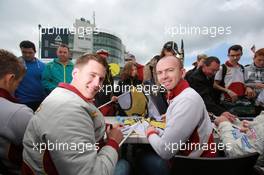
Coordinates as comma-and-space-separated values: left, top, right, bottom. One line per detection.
2, 74, 15, 89
5, 73, 15, 83
181, 68, 186, 79
72, 68, 79, 79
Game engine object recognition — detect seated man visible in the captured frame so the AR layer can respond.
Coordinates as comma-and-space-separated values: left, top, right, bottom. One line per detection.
146, 56, 215, 159
214, 112, 264, 167
0, 49, 33, 174
245, 48, 264, 107
22, 54, 125, 175
188, 56, 235, 118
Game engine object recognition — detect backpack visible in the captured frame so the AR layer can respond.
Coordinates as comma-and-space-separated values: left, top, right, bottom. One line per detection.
219, 64, 257, 118
220, 64, 245, 87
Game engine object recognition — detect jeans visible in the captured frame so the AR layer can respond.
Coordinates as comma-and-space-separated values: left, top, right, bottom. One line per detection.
114, 159, 130, 175
138, 153, 170, 175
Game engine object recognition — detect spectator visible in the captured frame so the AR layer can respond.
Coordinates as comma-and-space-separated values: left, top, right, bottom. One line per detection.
160, 41, 178, 58
22, 54, 127, 175
0, 49, 33, 174
143, 55, 160, 85
42, 44, 74, 94
143, 55, 168, 115
15, 40, 46, 111
112, 62, 142, 116
245, 48, 264, 108
124, 53, 144, 82
118, 62, 142, 89
94, 49, 116, 116
214, 45, 256, 117
160, 41, 186, 77
214, 45, 255, 102
188, 56, 236, 118
185, 54, 207, 82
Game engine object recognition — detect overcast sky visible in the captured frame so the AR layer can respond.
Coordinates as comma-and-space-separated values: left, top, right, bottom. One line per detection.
0, 0, 263, 69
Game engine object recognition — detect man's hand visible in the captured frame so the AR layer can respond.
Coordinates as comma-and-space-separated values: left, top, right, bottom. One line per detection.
245, 87, 256, 98
214, 115, 230, 126
161, 114, 166, 121
145, 126, 159, 137
240, 120, 250, 133
221, 112, 236, 123
227, 89, 238, 102
106, 125, 123, 144
111, 96, 118, 102
255, 83, 264, 89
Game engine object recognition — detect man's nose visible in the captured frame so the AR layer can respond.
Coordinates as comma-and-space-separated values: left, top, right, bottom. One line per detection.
92, 77, 101, 88
160, 72, 168, 80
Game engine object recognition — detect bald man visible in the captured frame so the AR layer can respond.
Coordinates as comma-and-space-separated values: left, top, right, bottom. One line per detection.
146, 56, 215, 159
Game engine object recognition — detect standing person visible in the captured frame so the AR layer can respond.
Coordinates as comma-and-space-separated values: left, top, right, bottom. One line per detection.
112, 62, 142, 116
160, 41, 178, 58
0, 49, 33, 174
185, 54, 207, 82
146, 56, 215, 158
245, 48, 264, 108
160, 41, 186, 77
188, 56, 236, 117
118, 62, 142, 89
214, 45, 255, 103
94, 49, 116, 116
214, 45, 256, 116
143, 55, 161, 85
42, 44, 74, 94
22, 54, 126, 175
124, 54, 144, 82
15, 40, 46, 111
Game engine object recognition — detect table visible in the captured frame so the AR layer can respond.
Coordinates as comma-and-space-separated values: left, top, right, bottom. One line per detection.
105, 117, 220, 144
105, 117, 149, 144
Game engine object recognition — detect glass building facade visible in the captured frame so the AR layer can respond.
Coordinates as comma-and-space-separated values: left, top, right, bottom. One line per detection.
93, 32, 124, 65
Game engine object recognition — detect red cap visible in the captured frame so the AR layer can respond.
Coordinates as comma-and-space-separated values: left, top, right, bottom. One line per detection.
96, 49, 109, 57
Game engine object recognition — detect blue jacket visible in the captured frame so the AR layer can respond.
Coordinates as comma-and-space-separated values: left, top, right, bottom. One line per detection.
15, 57, 46, 103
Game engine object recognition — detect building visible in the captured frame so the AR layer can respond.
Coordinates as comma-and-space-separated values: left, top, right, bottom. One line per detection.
70, 18, 94, 60
41, 18, 125, 67
93, 30, 125, 67
41, 27, 70, 59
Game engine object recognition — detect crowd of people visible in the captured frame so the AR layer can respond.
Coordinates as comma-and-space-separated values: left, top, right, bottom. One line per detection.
0, 40, 263, 174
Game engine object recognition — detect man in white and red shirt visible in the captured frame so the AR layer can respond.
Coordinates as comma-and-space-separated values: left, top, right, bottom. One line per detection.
214, 45, 255, 102
22, 54, 125, 175
145, 56, 215, 159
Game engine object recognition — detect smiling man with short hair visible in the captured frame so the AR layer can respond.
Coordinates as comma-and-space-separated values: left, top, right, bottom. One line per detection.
146, 56, 215, 159
23, 54, 124, 175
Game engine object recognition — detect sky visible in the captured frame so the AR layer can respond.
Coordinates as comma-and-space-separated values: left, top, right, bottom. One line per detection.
0, 0, 264, 69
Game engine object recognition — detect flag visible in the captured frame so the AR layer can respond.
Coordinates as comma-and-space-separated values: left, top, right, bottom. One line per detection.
109, 63, 120, 77
98, 102, 116, 116
117, 86, 162, 118
117, 87, 148, 116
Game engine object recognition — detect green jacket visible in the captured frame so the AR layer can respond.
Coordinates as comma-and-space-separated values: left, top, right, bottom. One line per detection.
42, 58, 74, 94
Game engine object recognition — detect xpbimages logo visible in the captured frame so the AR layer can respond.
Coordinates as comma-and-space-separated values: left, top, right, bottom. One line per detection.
165, 24, 232, 38
164, 141, 232, 154
32, 140, 99, 154
99, 84, 166, 96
